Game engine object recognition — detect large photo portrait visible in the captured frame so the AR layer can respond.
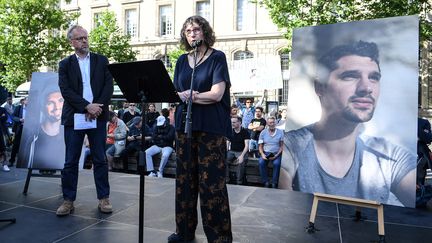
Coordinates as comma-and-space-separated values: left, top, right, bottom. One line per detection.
16, 72, 84, 170
279, 16, 419, 207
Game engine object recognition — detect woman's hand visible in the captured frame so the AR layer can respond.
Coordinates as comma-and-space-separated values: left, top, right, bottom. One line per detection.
178, 90, 199, 103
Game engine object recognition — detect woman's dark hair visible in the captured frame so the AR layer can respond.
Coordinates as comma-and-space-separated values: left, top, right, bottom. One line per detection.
180, 15, 216, 51
316, 41, 380, 84
109, 111, 117, 120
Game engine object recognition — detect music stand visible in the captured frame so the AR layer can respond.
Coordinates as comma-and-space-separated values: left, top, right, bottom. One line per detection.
108, 60, 180, 243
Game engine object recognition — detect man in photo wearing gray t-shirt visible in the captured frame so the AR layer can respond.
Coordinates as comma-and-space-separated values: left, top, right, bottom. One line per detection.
279, 41, 416, 207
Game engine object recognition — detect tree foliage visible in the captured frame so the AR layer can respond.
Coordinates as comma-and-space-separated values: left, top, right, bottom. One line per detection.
167, 47, 186, 78
256, 0, 432, 46
0, 0, 76, 91
89, 11, 138, 63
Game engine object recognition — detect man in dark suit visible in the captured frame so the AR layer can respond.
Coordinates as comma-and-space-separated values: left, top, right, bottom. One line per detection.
9, 97, 27, 166
56, 25, 114, 216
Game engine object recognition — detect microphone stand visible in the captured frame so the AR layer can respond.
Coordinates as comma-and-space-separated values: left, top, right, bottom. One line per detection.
183, 41, 200, 242
138, 92, 148, 243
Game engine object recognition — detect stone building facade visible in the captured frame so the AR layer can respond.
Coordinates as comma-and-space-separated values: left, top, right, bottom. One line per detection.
61, 0, 290, 108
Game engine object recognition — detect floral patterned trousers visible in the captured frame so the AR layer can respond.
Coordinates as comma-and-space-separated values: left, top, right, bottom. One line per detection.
175, 131, 233, 243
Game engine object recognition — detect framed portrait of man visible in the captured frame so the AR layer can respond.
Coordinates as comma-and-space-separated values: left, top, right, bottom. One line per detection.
279, 15, 418, 207
16, 72, 85, 170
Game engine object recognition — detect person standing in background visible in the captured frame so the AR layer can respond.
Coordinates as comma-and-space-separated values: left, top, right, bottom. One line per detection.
9, 97, 27, 167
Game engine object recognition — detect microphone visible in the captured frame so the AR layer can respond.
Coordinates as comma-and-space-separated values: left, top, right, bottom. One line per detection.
191, 40, 202, 48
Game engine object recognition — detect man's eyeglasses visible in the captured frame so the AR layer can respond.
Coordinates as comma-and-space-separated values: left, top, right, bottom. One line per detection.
129, 104, 136, 106
72, 36, 88, 42
245, 101, 252, 104
185, 28, 202, 36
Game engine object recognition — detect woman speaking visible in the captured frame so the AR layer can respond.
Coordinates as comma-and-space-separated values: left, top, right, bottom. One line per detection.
168, 15, 233, 243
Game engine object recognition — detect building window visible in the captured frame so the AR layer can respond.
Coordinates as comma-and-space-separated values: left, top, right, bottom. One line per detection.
234, 51, 254, 60
125, 9, 138, 39
62, 0, 79, 10
64, 0, 77, 5
196, 1, 210, 21
159, 5, 173, 36
279, 53, 290, 106
280, 53, 290, 71
93, 12, 103, 28
236, 0, 254, 31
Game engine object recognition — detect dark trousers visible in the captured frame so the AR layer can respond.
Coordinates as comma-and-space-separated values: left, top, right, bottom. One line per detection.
417, 143, 432, 185
226, 150, 248, 185
175, 132, 232, 243
120, 141, 141, 170
62, 121, 110, 201
9, 125, 22, 165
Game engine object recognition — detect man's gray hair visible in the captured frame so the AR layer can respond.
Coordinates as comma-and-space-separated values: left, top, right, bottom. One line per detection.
66, 25, 84, 41
266, 116, 276, 122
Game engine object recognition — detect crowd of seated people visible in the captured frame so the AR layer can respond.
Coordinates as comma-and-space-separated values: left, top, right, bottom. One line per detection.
104, 104, 176, 176
227, 94, 286, 187
0, 94, 287, 187
106, 100, 279, 184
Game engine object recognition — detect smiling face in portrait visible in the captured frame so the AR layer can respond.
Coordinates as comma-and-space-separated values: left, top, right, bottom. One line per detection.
45, 92, 64, 122
317, 55, 381, 124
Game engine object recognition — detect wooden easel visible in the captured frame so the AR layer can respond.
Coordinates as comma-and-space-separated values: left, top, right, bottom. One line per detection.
307, 193, 386, 243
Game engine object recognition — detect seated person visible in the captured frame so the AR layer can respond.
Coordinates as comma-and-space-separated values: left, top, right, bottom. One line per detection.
105, 112, 127, 170
122, 103, 141, 125
146, 116, 175, 178
120, 117, 152, 170
258, 116, 283, 188
226, 116, 249, 184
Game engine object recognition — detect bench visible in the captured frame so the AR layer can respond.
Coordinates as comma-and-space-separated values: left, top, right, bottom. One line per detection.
226, 157, 274, 186
112, 152, 276, 187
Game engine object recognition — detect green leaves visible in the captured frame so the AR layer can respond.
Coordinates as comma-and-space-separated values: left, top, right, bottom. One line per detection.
0, 0, 75, 91
89, 11, 138, 63
257, 0, 432, 41
167, 48, 186, 78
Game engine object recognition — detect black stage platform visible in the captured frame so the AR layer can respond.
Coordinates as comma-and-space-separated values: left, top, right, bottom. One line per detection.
0, 168, 431, 243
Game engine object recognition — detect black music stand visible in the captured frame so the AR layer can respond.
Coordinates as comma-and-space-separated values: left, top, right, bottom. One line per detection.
108, 60, 180, 243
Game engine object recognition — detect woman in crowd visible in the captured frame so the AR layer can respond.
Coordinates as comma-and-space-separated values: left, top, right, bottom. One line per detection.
168, 15, 232, 243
